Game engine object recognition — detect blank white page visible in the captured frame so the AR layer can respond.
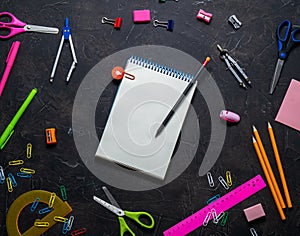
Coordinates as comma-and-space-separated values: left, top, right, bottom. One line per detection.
95, 56, 197, 180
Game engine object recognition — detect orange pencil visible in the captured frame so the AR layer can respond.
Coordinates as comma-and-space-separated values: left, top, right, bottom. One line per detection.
252, 136, 286, 220
268, 122, 292, 208
252, 125, 286, 209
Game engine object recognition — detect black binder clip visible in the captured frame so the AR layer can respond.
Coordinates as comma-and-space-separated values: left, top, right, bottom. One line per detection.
101, 17, 122, 30
153, 19, 174, 31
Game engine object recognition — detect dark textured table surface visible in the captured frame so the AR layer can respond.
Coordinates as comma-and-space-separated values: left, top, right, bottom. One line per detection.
1, 1, 300, 236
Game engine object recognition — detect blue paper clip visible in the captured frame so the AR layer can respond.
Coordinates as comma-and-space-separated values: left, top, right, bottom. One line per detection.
16, 172, 32, 178
62, 220, 69, 234
0, 165, 5, 184
7, 173, 17, 187
206, 194, 220, 205
38, 206, 53, 214
153, 19, 174, 31
30, 198, 40, 212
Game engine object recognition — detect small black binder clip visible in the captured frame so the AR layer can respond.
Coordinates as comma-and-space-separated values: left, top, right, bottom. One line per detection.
153, 19, 174, 31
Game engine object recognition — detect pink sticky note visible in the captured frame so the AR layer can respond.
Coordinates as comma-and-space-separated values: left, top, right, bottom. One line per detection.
243, 203, 266, 222
275, 79, 300, 132
133, 10, 151, 23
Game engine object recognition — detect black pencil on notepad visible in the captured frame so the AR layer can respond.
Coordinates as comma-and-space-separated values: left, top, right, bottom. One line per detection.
155, 57, 211, 138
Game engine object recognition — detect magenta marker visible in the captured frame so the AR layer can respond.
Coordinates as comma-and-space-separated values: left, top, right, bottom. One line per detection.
219, 110, 240, 123
0, 41, 21, 96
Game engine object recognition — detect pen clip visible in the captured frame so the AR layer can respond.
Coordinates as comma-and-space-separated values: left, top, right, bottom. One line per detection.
0, 129, 14, 150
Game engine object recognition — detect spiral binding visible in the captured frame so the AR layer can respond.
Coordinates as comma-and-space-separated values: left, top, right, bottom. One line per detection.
129, 56, 194, 82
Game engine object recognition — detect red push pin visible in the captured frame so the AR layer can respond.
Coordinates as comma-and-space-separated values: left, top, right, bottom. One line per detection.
101, 17, 122, 29
111, 66, 135, 80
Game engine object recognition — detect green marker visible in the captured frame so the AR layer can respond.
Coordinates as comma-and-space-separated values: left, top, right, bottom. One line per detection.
0, 88, 37, 150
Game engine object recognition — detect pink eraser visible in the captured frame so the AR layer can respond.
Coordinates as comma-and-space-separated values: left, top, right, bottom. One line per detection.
243, 203, 266, 222
220, 110, 240, 123
133, 10, 151, 23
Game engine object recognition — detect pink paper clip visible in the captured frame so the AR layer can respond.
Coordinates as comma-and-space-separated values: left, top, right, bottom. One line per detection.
197, 9, 212, 23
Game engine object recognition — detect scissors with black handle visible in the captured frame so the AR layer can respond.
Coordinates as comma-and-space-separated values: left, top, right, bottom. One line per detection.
269, 20, 300, 94
0, 12, 59, 39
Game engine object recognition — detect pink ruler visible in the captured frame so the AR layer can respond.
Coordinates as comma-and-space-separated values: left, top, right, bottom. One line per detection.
163, 175, 266, 236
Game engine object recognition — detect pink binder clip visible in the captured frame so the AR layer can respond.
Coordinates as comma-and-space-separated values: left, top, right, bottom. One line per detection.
197, 9, 212, 23
220, 110, 240, 123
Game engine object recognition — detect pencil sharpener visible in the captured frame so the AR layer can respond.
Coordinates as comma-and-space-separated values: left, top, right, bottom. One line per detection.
228, 15, 242, 29
45, 128, 57, 145
197, 9, 213, 23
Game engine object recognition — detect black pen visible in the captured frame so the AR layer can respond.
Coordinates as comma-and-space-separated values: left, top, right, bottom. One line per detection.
155, 57, 211, 138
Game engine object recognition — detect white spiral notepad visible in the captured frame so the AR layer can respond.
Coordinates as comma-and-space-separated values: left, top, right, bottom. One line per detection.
95, 56, 197, 180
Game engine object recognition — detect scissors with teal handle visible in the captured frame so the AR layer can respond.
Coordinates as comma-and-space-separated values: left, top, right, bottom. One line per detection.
0, 12, 59, 39
269, 20, 300, 94
93, 187, 155, 236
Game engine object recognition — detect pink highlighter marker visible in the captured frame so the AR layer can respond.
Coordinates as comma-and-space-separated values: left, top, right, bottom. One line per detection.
0, 41, 21, 96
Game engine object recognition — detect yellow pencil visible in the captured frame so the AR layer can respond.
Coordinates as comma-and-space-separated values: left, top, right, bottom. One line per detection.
252, 136, 286, 220
252, 125, 286, 209
268, 122, 292, 208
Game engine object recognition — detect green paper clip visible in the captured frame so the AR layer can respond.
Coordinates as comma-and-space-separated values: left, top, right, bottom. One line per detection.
60, 185, 67, 201
220, 211, 229, 226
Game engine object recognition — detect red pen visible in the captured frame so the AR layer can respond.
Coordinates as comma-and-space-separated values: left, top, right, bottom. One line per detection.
0, 41, 21, 96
